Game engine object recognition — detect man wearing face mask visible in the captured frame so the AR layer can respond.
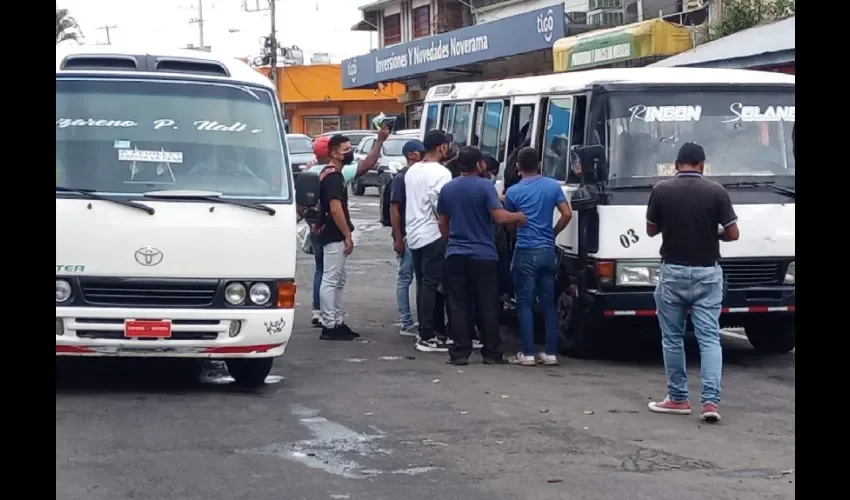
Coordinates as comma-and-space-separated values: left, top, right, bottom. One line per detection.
404, 130, 454, 353
315, 129, 387, 341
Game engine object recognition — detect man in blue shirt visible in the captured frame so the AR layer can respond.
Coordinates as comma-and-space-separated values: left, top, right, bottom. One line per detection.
505, 147, 573, 366
437, 146, 526, 365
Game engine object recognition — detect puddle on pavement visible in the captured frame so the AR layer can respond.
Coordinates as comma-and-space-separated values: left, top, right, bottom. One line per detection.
238, 404, 438, 480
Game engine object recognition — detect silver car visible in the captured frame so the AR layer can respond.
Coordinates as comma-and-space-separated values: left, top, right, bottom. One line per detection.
350, 134, 414, 196
285, 134, 316, 179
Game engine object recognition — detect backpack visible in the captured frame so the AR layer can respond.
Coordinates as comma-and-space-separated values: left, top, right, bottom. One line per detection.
380, 167, 408, 227
295, 166, 334, 234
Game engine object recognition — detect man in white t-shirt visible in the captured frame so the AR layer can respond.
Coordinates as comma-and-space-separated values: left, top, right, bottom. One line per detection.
405, 130, 453, 353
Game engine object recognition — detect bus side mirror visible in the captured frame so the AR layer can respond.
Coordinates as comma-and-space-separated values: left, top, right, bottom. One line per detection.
576, 145, 607, 184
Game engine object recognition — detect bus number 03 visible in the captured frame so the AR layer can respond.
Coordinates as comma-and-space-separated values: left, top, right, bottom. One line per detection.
619, 229, 639, 248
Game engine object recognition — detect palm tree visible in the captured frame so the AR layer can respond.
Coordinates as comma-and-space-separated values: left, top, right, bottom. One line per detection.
56, 7, 82, 45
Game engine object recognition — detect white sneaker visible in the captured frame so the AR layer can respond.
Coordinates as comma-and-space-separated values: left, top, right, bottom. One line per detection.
537, 353, 559, 366
311, 310, 321, 327
415, 338, 449, 353
509, 352, 537, 366
472, 339, 483, 349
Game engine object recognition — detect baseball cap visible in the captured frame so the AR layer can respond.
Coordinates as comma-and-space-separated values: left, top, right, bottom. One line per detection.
402, 139, 426, 157
312, 136, 330, 158
675, 142, 706, 166
423, 130, 450, 151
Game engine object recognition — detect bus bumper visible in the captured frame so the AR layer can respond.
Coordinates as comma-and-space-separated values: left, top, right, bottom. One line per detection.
55, 306, 293, 359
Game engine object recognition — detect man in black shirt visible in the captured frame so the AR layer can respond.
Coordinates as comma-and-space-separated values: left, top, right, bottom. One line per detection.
317, 134, 358, 341
645, 142, 739, 423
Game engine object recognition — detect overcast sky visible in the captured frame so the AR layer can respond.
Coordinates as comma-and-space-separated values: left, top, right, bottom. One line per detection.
57, 0, 375, 62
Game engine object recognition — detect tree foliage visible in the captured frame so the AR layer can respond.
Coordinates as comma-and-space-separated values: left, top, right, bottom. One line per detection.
711, 0, 795, 40
56, 7, 82, 45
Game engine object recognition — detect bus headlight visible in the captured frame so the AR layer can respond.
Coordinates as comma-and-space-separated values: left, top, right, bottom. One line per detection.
784, 261, 795, 285
224, 282, 247, 305
56, 279, 72, 303
249, 283, 272, 305
616, 261, 661, 287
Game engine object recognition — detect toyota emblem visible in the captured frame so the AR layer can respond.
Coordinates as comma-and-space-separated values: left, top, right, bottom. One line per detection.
134, 246, 164, 266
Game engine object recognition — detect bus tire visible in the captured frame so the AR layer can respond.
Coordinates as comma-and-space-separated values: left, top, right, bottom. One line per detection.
556, 289, 601, 359
744, 321, 795, 354
225, 358, 274, 388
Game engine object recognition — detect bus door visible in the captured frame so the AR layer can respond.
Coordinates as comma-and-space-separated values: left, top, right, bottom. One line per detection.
501, 95, 540, 180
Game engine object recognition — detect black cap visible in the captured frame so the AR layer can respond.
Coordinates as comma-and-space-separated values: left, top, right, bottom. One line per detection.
675, 142, 706, 166
423, 129, 450, 151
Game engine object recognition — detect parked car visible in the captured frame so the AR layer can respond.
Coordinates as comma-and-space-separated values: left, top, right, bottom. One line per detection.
285, 134, 316, 179
394, 128, 420, 137
350, 134, 412, 196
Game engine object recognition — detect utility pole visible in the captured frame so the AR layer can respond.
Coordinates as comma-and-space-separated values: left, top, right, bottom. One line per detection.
244, 0, 278, 86
187, 0, 206, 49
97, 24, 117, 45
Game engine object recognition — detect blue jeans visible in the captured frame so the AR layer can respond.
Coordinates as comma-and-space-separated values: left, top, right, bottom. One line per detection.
654, 263, 724, 405
513, 247, 558, 356
396, 242, 415, 328
311, 234, 323, 311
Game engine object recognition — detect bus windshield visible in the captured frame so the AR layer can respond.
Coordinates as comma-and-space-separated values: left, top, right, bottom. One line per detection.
56, 78, 289, 200
604, 90, 795, 183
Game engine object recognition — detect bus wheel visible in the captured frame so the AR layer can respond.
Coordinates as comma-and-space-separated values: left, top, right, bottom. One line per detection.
744, 321, 795, 354
556, 290, 599, 359
225, 358, 274, 388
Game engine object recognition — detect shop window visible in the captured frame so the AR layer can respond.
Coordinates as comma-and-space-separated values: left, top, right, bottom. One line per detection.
589, 11, 624, 26
412, 6, 431, 40
480, 101, 503, 158
304, 116, 340, 137
542, 97, 573, 182
383, 14, 402, 46
366, 113, 380, 129
340, 115, 361, 130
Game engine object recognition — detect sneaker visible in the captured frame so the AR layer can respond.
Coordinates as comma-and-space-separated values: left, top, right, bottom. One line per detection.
509, 352, 537, 366
648, 396, 692, 415
415, 338, 449, 353
483, 356, 508, 365
311, 310, 321, 327
701, 403, 721, 423
446, 358, 469, 366
472, 339, 483, 349
338, 324, 361, 338
399, 326, 418, 338
444, 338, 455, 346
320, 326, 356, 341
537, 353, 559, 366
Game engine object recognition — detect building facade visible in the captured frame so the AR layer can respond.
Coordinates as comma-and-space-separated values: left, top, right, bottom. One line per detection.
259, 65, 406, 136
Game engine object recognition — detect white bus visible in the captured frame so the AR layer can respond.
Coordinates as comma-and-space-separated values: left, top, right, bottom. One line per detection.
56, 46, 297, 386
421, 68, 795, 358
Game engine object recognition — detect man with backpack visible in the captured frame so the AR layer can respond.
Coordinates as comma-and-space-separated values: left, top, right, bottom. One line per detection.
302, 127, 389, 340
384, 139, 425, 337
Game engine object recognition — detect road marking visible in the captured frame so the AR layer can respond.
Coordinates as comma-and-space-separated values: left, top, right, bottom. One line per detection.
238, 405, 437, 479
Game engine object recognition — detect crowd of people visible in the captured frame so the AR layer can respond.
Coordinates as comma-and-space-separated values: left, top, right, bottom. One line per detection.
301, 126, 762, 422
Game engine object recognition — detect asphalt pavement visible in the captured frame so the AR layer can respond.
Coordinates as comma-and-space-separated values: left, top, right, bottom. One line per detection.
56, 191, 796, 500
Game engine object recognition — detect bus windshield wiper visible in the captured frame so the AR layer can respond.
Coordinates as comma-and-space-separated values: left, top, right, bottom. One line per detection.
142, 190, 276, 215
56, 186, 155, 215
721, 181, 796, 199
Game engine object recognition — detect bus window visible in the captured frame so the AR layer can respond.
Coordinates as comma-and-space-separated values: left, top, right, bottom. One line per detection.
567, 95, 587, 184
507, 104, 535, 154
472, 102, 485, 148
440, 104, 455, 131
424, 103, 439, 132
450, 102, 472, 148
497, 99, 510, 161
481, 101, 503, 158
542, 97, 573, 182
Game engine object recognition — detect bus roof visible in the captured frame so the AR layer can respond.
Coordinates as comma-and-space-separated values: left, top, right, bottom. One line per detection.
425, 67, 795, 102
56, 45, 274, 90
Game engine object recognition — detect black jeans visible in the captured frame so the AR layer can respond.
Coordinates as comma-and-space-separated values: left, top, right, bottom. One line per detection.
444, 255, 502, 360
412, 237, 447, 341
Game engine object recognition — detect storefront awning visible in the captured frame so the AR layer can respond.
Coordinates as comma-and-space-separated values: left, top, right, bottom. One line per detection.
341, 3, 565, 89
553, 18, 693, 72
650, 16, 794, 69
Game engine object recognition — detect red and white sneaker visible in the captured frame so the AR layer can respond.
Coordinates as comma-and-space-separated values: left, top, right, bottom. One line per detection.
700, 403, 721, 422
648, 396, 692, 415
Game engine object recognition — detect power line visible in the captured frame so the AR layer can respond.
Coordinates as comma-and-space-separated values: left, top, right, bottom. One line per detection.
96, 24, 117, 45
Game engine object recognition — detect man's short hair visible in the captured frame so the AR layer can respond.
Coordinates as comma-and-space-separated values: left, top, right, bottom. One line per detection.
445, 157, 462, 178
482, 153, 499, 174
423, 130, 450, 151
457, 146, 484, 173
675, 142, 706, 166
517, 146, 539, 172
328, 134, 350, 152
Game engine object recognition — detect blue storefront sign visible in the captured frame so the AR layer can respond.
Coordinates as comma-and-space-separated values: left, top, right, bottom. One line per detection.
341, 4, 566, 89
